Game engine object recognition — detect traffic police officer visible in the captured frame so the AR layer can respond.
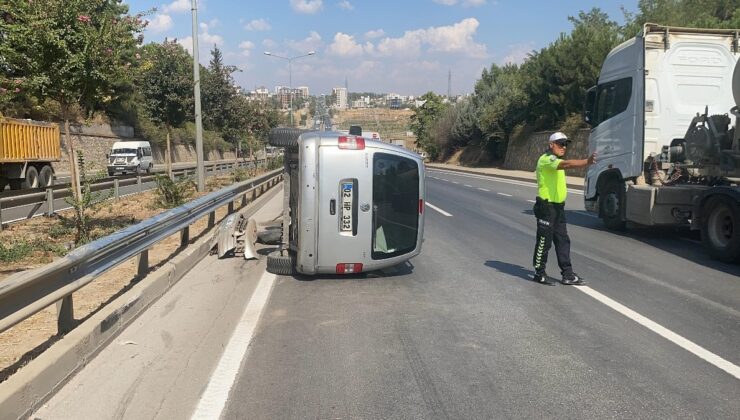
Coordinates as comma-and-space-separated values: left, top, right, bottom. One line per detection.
533, 132, 596, 286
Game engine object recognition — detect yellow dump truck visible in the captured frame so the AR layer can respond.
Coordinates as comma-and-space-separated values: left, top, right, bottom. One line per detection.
0, 118, 61, 191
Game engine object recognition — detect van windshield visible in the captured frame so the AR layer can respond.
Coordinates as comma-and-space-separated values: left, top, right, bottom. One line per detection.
372, 153, 419, 260
112, 148, 137, 155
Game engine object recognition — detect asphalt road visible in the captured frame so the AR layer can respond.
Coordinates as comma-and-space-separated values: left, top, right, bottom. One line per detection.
33, 169, 740, 419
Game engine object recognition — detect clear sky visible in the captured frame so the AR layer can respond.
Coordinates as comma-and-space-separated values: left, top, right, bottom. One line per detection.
124, 0, 638, 96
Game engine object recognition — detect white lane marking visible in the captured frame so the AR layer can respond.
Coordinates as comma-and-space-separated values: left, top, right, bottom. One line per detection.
478, 188, 490, 192
427, 169, 585, 195
576, 286, 740, 380
527, 200, 536, 203
450, 181, 459, 184
497, 193, 513, 197
575, 210, 599, 219
191, 271, 277, 420
425, 202, 453, 217
464, 184, 473, 188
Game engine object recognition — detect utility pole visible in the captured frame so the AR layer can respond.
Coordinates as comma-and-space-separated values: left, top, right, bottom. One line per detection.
191, 0, 205, 191
448, 68, 452, 102
264, 51, 316, 127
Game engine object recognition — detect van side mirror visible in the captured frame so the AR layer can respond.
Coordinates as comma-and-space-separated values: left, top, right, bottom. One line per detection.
584, 86, 597, 126
105, 153, 109, 159
349, 125, 362, 136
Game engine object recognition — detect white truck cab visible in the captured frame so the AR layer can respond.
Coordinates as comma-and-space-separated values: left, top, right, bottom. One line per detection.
107, 141, 153, 176
584, 24, 740, 261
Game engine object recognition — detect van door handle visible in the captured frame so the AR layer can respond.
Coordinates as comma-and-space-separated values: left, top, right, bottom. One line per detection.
330, 199, 336, 215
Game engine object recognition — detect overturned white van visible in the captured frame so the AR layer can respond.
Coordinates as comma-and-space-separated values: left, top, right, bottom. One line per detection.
266, 128, 425, 275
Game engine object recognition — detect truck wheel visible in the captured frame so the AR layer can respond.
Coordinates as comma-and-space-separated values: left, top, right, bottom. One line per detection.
268, 128, 303, 148
22, 166, 39, 189
266, 249, 295, 275
599, 179, 626, 230
701, 196, 740, 262
39, 165, 54, 187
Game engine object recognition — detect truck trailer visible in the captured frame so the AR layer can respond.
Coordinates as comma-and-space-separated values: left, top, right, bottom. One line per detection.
584, 24, 740, 262
0, 118, 60, 191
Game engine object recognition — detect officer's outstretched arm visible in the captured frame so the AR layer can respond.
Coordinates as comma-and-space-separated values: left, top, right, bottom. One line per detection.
557, 152, 597, 169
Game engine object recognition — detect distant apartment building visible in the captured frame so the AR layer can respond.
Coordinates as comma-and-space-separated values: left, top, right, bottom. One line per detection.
297, 86, 310, 98
247, 86, 270, 102
333, 87, 348, 110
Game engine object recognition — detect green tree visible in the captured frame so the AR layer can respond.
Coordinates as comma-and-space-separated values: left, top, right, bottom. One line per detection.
409, 92, 447, 160
137, 40, 194, 177
0, 0, 146, 198
202, 45, 239, 136
622, 0, 740, 36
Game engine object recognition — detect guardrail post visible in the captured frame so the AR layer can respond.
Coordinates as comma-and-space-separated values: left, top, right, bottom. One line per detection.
137, 175, 142, 192
241, 193, 248, 207
114, 178, 120, 199
227, 201, 234, 214
180, 226, 190, 247
208, 211, 215, 228
137, 249, 149, 279
45, 188, 55, 216
57, 296, 75, 334
0, 204, 3, 232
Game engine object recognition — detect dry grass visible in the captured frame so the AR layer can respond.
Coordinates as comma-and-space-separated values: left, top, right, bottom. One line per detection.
0, 171, 265, 382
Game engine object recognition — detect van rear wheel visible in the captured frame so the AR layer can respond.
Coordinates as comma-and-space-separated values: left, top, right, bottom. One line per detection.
266, 249, 295, 275
268, 128, 304, 148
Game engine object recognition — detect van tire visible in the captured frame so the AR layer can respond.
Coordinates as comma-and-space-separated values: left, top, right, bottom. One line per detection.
266, 249, 295, 275
268, 128, 304, 148
701, 196, 740, 262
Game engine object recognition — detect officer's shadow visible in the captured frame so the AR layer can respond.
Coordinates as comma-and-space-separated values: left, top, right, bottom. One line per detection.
484, 260, 538, 284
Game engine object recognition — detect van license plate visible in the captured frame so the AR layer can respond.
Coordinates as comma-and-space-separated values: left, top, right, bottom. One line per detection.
341, 182, 353, 232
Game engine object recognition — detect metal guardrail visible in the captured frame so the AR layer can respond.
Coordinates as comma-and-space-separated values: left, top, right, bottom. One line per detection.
0, 168, 283, 335
0, 159, 269, 228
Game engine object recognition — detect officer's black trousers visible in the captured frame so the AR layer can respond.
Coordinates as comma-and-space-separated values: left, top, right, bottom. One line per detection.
532, 198, 573, 276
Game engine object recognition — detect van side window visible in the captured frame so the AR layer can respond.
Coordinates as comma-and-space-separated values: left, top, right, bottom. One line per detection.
593, 77, 632, 126
144, 147, 152, 157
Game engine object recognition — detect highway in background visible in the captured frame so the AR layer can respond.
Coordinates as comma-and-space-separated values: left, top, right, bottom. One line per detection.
33, 169, 740, 419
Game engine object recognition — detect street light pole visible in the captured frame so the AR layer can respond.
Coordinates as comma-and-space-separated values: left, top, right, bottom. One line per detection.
264, 51, 315, 127
191, 0, 205, 191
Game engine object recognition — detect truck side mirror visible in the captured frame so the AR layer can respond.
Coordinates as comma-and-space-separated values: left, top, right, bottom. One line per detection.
584, 86, 597, 126
105, 153, 109, 159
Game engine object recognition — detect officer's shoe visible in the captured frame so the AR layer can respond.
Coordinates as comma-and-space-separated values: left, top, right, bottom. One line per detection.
561, 272, 586, 286
533, 273, 557, 286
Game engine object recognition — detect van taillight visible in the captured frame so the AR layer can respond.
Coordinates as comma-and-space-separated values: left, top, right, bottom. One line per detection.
338, 136, 365, 150
336, 263, 363, 274
419, 199, 424, 214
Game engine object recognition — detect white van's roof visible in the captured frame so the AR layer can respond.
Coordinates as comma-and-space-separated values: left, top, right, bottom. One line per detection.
112, 141, 150, 149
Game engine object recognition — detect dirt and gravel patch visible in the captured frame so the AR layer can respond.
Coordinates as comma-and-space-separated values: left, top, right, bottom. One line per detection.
0, 168, 267, 382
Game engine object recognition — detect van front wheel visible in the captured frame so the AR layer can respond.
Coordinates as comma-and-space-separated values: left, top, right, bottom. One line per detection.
268, 128, 303, 148
266, 249, 295, 275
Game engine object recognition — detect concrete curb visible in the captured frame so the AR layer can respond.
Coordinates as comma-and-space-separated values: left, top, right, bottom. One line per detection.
0, 186, 281, 420
425, 164, 584, 190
